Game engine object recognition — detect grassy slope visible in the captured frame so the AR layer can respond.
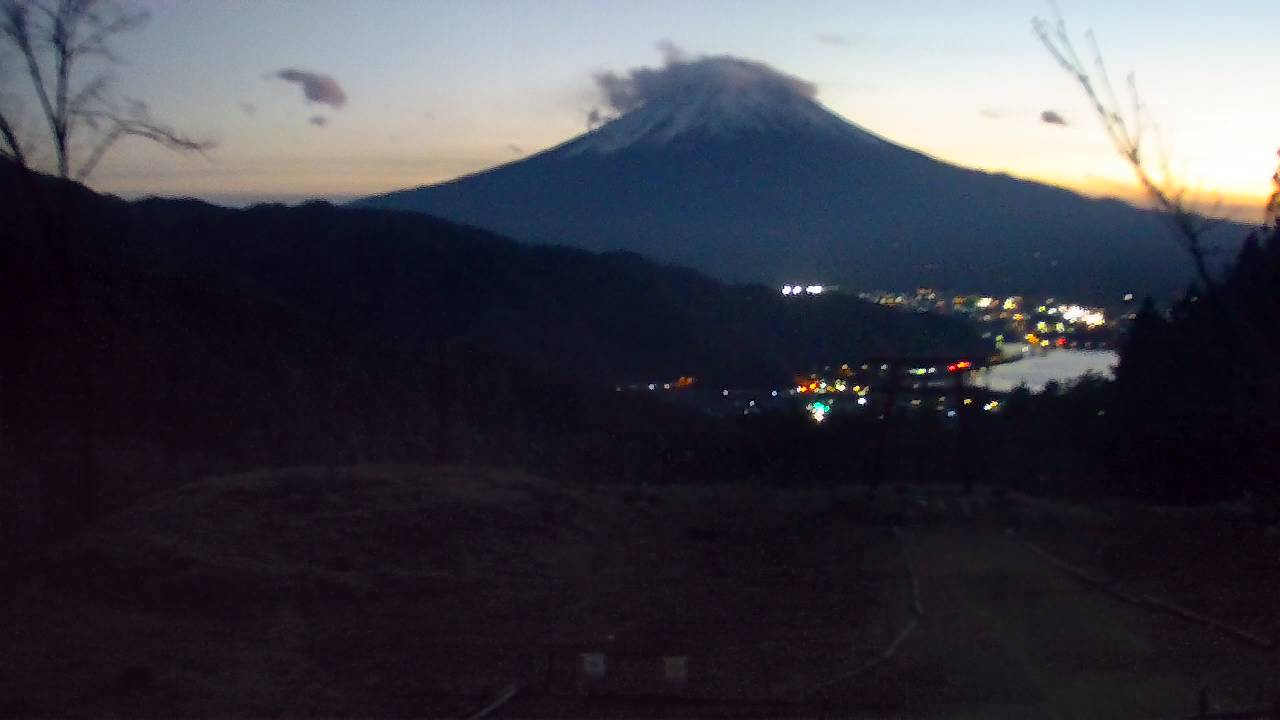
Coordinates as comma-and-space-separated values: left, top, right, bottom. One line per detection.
1, 467, 902, 718
1017, 499, 1280, 643
4, 472, 1274, 718
841, 528, 1274, 719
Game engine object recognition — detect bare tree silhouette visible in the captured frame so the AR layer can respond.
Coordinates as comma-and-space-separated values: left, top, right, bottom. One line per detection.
0, 0, 209, 180
0, 0, 210, 531
1032, 7, 1219, 293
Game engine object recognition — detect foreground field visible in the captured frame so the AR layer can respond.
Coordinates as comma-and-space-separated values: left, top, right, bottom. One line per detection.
2, 467, 1275, 718
823, 527, 1275, 719
2, 467, 908, 717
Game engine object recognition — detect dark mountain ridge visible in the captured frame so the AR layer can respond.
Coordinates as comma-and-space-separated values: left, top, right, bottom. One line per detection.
0, 159, 980, 539
359, 56, 1241, 303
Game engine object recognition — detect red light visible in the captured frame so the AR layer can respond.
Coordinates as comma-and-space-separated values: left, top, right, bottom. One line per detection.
947, 364, 958, 372
1055, 337, 1067, 347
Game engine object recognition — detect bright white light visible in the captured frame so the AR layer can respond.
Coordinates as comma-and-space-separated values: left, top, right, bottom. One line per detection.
647, 383, 656, 390
771, 390, 778, 397
806, 285, 824, 295
722, 389, 729, 397
857, 397, 868, 406
947, 410, 957, 417
976, 297, 994, 309
808, 402, 830, 422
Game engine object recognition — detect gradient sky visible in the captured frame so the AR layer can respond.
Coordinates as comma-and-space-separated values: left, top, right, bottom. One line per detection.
20, 0, 1276, 219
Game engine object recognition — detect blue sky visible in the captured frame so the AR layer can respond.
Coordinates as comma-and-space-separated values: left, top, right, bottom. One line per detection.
25, 0, 1276, 217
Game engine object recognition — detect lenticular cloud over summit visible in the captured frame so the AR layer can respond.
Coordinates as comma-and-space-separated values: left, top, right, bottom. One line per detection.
590, 44, 818, 121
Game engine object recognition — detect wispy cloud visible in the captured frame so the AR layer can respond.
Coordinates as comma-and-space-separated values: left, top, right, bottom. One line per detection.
979, 107, 1002, 120
1041, 109, 1067, 126
309, 116, 328, 128
506, 143, 524, 155
814, 32, 855, 47
275, 69, 347, 108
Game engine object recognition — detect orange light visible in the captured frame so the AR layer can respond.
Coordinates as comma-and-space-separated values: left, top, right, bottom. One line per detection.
956, 361, 972, 369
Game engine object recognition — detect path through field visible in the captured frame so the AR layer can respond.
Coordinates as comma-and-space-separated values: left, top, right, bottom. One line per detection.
819, 527, 1275, 719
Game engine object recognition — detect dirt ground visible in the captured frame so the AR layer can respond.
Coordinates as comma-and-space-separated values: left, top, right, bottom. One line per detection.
2, 468, 1275, 718
1, 467, 905, 717
821, 527, 1275, 719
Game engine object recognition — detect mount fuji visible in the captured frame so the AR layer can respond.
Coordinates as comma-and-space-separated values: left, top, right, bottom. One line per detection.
358, 53, 1232, 301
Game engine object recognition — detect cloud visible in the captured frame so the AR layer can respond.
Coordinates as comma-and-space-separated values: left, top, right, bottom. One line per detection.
979, 107, 1002, 120
814, 32, 854, 46
586, 107, 605, 129
506, 143, 523, 155
309, 116, 328, 128
240, 102, 257, 116
589, 42, 817, 119
275, 69, 347, 108
1041, 110, 1067, 126
422, 111, 435, 121
656, 39, 687, 64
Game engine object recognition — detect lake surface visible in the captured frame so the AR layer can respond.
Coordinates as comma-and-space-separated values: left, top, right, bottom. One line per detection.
971, 348, 1118, 393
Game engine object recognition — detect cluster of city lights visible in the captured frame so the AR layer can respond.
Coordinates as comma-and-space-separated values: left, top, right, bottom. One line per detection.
616, 376, 696, 393
795, 378, 868, 397
1057, 304, 1106, 327
781, 284, 825, 296
807, 401, 832, 422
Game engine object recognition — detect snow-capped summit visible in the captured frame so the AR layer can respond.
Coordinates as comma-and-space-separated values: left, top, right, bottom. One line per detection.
357, 51, 1235, 301
556, 55, 884, 156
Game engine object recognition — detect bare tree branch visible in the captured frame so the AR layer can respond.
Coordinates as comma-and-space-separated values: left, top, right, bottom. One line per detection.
76, 110, 210, 181
0, 0, 211, 182
2, 1, 63, 174
70, 2, 146, 60
1033, 7, 1217, 291
0, 107, 27, 165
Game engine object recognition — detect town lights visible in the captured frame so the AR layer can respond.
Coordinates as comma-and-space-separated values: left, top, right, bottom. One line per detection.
807, 401, 831, 422
781, 284, 826, 295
